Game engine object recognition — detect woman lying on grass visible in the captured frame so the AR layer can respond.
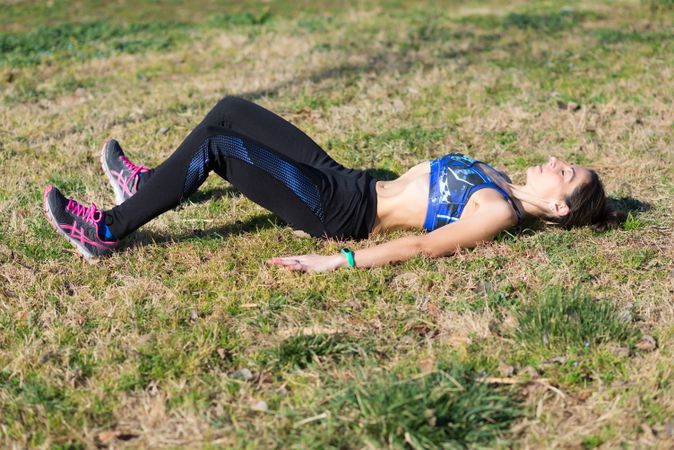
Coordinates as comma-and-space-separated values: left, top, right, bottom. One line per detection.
44, 96, 623, 271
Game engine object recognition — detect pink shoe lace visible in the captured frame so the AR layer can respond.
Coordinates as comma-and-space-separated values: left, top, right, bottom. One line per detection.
66, 199, 103, 225
114, 155, 150, 197
120, 154, 150, 178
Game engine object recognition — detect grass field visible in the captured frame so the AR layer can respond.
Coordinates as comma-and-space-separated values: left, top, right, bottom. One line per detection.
1, 0, 673, 448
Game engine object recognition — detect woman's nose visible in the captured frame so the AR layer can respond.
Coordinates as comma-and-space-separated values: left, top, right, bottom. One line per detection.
548, 156, 558, 167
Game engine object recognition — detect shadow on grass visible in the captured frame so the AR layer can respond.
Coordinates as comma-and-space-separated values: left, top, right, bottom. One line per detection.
366, 168, 399, 180
610, 196, 650, 215
187, 185, 243, 203
235, 31, 506, 102
126, 212, 283, 247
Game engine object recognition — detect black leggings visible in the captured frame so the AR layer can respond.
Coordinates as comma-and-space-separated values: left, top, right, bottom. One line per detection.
105, 96, 378, 240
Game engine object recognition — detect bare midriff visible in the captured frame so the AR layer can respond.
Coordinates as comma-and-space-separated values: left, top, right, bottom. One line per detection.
370, 161, 431, 235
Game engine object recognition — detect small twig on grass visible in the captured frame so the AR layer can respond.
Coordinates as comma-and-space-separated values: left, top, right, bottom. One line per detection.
294, 411, 329, 427
482, 377, 566, 399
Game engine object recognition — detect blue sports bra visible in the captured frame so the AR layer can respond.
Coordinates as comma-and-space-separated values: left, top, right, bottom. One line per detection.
423, 154, 521, 231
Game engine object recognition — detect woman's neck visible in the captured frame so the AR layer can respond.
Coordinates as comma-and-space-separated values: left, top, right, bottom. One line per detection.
505, 182, 550, 218
479, 164, 547, 219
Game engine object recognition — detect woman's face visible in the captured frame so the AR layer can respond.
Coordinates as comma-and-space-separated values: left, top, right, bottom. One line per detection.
526, 156, 592, 212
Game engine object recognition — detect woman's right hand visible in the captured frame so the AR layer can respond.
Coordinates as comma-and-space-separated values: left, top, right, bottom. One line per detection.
266, 253, 346, 273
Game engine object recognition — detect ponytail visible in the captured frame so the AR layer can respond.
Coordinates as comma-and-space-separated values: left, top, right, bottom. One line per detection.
589, 205, 627, 232
550, 170, 627, 231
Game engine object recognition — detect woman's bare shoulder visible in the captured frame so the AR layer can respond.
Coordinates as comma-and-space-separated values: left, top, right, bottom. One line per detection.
466, 188, 518, 224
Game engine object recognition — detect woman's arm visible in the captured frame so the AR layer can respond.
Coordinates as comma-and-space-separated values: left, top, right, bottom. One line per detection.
267, 199, 516, 272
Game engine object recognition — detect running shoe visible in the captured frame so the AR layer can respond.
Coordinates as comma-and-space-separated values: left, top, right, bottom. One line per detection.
43, 185, 118, 260
100, 139, 150, 205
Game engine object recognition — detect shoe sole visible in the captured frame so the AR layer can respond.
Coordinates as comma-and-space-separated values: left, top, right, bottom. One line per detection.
43, 185, 99, 263
100, 139, 126, 206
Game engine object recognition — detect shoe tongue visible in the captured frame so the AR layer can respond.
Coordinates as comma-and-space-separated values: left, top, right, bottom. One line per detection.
98, 220, 115, 241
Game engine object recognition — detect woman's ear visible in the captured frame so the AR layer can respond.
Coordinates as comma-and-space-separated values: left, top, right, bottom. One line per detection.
551, 201, 570, 217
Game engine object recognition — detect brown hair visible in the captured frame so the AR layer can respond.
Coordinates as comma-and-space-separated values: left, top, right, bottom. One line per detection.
551, 170, 626, 231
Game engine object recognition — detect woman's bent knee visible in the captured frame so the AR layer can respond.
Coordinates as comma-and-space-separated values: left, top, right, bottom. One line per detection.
216, 95, 248, 114
202, 96, 249, 128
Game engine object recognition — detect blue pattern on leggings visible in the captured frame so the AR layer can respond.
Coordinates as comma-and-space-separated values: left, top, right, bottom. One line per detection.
187, 135, 326, 223
183, 144, 210, 197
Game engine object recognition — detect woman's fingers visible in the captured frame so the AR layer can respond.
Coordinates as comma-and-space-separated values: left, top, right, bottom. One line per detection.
267, 254, 341, 273
266, 256, 310, 271
268, 255, 314, 263
267, 256, 299, 265
283, 260, 307, 272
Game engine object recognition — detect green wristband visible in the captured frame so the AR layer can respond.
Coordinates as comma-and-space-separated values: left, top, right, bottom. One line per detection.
340, 247, 356, 268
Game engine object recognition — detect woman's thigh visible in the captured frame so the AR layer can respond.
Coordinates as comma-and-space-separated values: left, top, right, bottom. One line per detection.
223, 157, 329, 238
200, 96, 346, 172
208, 131, 376, 240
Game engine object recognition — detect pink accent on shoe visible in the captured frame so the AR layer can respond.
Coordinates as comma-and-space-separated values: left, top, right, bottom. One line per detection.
61, 222, 110, 249
111, 168, 140, 197
64, 199, 117, 245
100, 140, 151, 205
113, 155, 149, 196
119, 154, 149, 174
66, 199, 103, 225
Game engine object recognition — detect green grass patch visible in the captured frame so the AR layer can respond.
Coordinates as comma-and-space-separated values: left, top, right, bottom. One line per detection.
623, 211, 645, 231
0, 21, 189, 67
492, 131, 519, 147
131, 325, 240, 388
208, 11, 273, 28
459, 9, 602, 33
594, 28, 674, 46
514, 286, 640, 352
323, 364, 523, 448
0, 369, 115, 446
463, 286, 646, 388
502, 10, 601, 32
263, 333, 369, 370
643, 0, 674, 13
581, 425, 616, 449
622, 248, 655, 270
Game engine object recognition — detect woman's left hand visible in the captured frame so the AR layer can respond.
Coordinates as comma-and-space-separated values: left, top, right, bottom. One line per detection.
266, 253, 345, 273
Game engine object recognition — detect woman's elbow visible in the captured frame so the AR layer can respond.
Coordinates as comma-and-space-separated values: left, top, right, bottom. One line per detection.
420, 238, 487, 259
418, 241, 457, 259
